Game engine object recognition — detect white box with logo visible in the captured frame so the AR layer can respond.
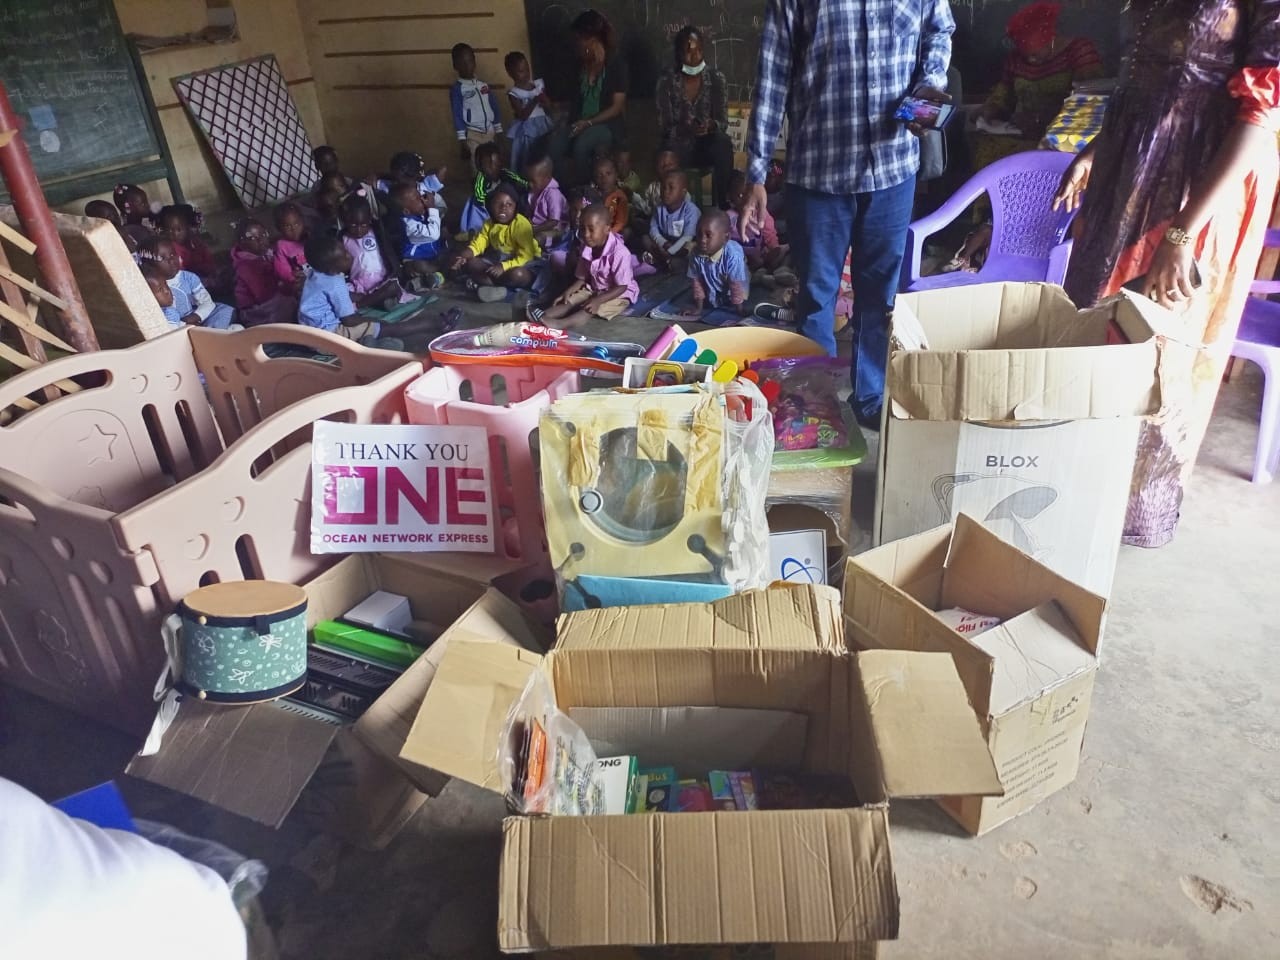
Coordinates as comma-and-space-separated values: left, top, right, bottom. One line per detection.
875, 283, 1179, 597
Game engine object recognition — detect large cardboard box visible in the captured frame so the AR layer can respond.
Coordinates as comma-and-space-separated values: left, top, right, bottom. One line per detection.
127, 553, 546, 847
877, 284, 1170, 597
401, 586, 1003, 954
844, 515, 1106, 836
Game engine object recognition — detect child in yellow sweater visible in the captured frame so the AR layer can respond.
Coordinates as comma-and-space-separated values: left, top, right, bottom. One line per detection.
450, 183, 541, 302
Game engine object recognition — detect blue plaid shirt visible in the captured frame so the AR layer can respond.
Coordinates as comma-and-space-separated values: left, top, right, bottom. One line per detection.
746, 0, 955, 195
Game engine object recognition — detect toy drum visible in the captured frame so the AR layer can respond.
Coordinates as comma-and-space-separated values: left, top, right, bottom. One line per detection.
166, 581, 308, 703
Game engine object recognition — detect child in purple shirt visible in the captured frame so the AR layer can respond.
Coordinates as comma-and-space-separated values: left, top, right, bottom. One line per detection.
539, 204, 636, 327
524, 154, 567, 250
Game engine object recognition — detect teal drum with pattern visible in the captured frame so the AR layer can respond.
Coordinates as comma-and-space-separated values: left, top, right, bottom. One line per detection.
176, 581, 308, 704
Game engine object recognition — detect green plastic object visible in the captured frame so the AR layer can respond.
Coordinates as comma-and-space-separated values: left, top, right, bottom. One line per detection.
312, 620, 425, 669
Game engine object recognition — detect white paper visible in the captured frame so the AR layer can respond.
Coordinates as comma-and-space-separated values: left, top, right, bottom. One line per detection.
310, 421, 495, 554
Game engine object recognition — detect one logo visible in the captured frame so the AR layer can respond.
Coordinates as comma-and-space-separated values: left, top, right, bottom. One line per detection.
933, 473, 1059, 557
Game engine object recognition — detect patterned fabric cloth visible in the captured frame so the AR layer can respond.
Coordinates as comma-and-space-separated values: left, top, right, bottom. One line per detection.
655, 68, 729, 149
688, 240, 749, 307
746, 0, 954, 193
1064, 0, 1280, 547
575, 231, 639, 302
984, 37, 1104, 137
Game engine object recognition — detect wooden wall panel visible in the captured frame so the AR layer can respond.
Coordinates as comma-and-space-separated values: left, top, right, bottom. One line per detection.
298, 0, 531, 179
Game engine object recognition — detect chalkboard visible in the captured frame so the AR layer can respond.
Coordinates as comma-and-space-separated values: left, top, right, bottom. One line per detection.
523, 1, 1127, 105
0, 0, 178, 204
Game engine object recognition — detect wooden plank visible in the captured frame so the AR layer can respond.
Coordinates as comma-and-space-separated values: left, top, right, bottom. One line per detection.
0, 265, 68, 310
0, 300, 76, 353
0, 220, 36, 256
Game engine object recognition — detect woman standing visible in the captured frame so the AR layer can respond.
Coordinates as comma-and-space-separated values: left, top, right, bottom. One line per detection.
549, 10, 629, 186
655, 26, 734, 208
1056, 0, 1280, 547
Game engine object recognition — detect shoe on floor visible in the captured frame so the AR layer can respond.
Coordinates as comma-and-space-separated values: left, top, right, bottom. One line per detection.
753, 302, 793, 325
476, 285, 509, 303
854, 406, 882, 432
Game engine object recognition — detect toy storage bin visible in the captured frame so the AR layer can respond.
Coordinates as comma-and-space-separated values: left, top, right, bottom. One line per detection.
0, 326, 423, 733
404, 364, 579, 620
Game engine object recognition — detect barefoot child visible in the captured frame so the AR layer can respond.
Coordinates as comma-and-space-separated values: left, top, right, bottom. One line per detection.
540, 203, 636, 327
504, 51, 553, 173
450, 43, 502, 164
641, 170, 699, 271
139, 236, 237, 329
231, 219, 299, 326
592, 156, 629, 235
272, 202, 309, 294
685, 209, 749, 317
299, 234, 438, 348
450, 184, 540, 302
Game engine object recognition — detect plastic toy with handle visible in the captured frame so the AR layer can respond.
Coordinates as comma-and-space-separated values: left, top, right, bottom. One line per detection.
429, 322, 645, 375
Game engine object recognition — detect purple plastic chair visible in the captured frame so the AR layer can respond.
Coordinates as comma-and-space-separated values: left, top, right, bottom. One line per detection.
901, 150, 1079, 292
1229, 228, 1280, 484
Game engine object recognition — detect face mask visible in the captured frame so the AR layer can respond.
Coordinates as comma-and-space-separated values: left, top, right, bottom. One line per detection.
682, 61, 706, 76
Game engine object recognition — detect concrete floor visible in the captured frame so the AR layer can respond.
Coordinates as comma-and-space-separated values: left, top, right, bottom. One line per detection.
1, 362, 1277, 959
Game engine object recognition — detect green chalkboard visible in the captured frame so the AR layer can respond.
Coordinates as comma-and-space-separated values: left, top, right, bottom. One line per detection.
0, 0, 178, 204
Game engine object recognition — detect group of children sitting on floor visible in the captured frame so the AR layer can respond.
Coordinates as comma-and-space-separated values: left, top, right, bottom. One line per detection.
83, 133, 794, 347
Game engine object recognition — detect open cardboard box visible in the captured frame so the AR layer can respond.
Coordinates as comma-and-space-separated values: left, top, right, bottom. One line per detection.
844, 514, 1106, 836
128, 552, 546, 847
401, 585, 1003, 954
877, 283, 1189, 598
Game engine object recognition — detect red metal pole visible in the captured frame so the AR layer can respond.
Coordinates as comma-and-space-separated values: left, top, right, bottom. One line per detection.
0, 81, 99, 353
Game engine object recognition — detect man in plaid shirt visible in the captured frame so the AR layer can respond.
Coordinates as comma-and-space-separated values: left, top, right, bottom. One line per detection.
741, 0, 955, 427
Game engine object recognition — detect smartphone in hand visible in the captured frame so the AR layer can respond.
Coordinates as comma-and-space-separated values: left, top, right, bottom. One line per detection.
894, 96, 956, 129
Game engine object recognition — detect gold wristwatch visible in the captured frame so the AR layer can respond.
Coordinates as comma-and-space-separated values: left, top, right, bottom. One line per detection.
1164, 225, 1192, 247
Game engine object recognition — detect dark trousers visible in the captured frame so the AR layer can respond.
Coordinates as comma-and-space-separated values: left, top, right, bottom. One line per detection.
786, 176, 916, 418
674, 131, 735, 208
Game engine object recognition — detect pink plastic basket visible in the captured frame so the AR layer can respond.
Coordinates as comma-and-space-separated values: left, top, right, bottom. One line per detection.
0, 326, 422, 732
404, 363, 578, 619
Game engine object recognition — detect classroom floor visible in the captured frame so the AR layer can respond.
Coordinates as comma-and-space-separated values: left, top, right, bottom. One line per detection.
1, 356, 1277, 958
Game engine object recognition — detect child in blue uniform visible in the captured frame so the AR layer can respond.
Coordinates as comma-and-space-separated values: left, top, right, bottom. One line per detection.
684, 209, 749, 317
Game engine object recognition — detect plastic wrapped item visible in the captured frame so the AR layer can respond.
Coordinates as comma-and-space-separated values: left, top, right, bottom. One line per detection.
538, 379, 774, 606
753, 356, 866, 470
498, 669, 603, 816
428, 322, 645, 377
134, 819, 268, 911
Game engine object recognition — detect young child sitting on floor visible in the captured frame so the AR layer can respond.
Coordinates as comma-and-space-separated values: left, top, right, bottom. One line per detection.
84, 200, 137, 253
460, 142, 528, 235
375, 151, 447, 215
635, 148, 681, 221
726, 170, 792, 281
450, 183, 540, 302
641, 170, 699, 271
341, 194, 413, 309
547, 187, 598, 277
113, 183, 155, 248
685, 209, 749, 317
504, 51, 554, 174
272, 202, 309, 295
592, 155, 630, 235
388, 182, 447, 287
298, 234, 438, 348
539, 203, 637, 328
313, 176, 346, 237
615, 149, 645, 212
231, 218, 299, 327
138, 236, 237, 329
525, 153, 567, 250
156, 205, 217, 283
451, 42, 503, 165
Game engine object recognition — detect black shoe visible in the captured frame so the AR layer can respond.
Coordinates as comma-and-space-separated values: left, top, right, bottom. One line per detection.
854, 408, 882, 432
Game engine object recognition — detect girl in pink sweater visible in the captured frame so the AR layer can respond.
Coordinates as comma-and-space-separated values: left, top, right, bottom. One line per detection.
232, 219, 299, 326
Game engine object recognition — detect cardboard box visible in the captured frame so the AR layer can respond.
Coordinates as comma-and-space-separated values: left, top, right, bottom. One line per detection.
844, 514, 1106, 836
128, 552, 545, 846
401, 586, 1002, 953
877, 284, 1169, 597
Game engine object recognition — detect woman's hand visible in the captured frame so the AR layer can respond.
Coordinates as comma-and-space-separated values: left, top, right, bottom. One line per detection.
570, 120, 591, 137
1144, 238, 1199, 309
1053, 147, 1094, 212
